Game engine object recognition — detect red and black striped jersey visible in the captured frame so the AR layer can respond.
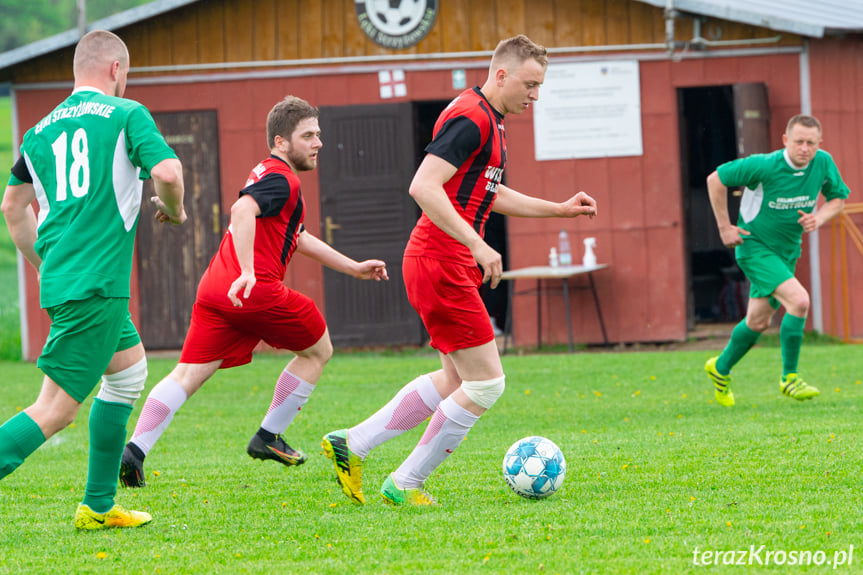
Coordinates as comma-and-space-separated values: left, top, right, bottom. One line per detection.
405, 87, 506, 266
196, 155, 304, 309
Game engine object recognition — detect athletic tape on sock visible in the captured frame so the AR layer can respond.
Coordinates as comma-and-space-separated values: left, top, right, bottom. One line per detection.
96, 358, 147, 405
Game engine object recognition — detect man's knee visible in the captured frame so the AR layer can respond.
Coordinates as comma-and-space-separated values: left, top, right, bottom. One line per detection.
27, 405, 77, 435
461, 375, 506, 409
745, 301, 776, 332
27, 387, 80, 436
787, 292, 810, 317
97, 357, 147, 405
298, 334, 333, 366
746, 316, 771, 332
320, 338, 334, 363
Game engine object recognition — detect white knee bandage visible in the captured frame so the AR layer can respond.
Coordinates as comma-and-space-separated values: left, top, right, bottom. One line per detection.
461, 376, 506, 409
97, 358, 148, 405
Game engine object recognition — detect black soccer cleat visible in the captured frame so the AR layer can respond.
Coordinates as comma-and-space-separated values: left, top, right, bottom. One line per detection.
247, 434, 308, 467
119, 442, 147, 488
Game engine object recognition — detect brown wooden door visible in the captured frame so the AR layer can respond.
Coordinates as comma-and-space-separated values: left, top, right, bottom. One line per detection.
733, 83, 770, 157
318, 103, 423, 347
137, 110, 223, 349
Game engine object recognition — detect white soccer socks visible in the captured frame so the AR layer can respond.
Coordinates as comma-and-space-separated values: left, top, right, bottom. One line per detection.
391, 395, 479, 489
348, 373, 443, 459
129, 377, 188, 455
259, 370, 314, 435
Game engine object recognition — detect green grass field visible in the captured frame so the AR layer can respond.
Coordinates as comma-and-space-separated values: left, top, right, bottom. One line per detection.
0, 346, 860, 574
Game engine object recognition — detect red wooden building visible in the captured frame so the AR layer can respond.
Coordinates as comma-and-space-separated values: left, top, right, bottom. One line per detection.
2, 0, 862, 360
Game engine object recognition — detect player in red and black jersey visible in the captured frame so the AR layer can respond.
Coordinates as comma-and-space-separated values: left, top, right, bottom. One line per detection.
323, 35, 597, 506
405, 85, 507, 266
119, 96, 388, 488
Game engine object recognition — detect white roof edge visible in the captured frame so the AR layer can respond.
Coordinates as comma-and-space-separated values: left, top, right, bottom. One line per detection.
670, 0, 827, 37
0, 0, 201, 71
635, 0, 863, 39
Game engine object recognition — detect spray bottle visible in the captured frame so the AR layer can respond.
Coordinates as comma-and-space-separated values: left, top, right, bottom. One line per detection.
582, 237, 597, 267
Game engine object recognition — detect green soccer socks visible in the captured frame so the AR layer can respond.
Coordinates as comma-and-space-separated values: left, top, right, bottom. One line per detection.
780, 313, 806, 377
716, 320, 762, 375
0, 412, 46, 479
82, 399, 133, 513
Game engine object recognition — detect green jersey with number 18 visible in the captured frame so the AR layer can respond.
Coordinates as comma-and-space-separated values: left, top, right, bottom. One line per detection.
716, 148, 849, 262
13, 88, 177, 308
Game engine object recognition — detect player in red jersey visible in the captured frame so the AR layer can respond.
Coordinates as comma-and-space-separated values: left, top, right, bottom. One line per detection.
323, 35, 597, 505
119, 96, 388, 487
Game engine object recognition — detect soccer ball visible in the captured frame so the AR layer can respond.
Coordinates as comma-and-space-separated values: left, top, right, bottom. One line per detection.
502, 436, 566, 499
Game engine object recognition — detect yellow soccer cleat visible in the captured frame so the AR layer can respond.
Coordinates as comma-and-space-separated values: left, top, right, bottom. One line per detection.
321, 430, 365, 505
705, 356, 735, 407
74, 503, 152, 530
780, 373, 819, 401
380, 474, 438, 507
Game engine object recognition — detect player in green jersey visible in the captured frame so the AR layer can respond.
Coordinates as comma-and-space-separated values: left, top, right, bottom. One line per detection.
704, 114, 849, 407
0, 30, 186, 529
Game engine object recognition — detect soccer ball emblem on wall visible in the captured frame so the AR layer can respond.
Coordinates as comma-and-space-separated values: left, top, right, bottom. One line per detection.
355, 0, 439, 49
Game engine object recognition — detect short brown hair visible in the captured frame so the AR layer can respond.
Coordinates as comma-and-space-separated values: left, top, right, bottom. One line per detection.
266, 96, 319, 149
786, 114, 822, 135
490, 34, 548, 71
73, 30, 129, 77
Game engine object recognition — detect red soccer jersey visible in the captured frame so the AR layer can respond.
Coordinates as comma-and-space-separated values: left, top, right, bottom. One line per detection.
405, 87, 506, 266
196, 155, 305, 310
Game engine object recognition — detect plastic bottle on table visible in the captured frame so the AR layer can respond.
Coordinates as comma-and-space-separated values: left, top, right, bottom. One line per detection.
558, 229, 572, 266
549, 247, 559, 268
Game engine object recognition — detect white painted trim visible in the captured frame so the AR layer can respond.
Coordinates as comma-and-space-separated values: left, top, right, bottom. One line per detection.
10, 45, 804, 92
799, 41, 823, 332
9, 87, 29, 359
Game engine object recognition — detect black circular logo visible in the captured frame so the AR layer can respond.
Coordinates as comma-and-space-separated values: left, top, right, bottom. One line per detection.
355, 0, 439, 49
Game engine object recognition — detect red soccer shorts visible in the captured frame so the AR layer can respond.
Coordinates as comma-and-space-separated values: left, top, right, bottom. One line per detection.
403, 255, 495, 354
179, 286, 327, 369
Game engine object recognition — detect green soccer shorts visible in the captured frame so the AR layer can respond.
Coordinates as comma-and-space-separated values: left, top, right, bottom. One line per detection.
37, 296, 140, 403
735, 246, 797, 311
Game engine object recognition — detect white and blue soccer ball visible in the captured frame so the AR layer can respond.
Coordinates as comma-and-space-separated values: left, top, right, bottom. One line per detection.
502, 436, 566, 499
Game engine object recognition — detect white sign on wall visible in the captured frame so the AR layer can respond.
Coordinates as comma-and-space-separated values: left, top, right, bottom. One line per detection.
533, 61, 642, 160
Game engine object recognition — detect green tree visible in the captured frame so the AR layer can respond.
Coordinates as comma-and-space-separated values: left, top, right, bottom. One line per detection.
0, 0, 75, 52
0, 0, 153, 53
